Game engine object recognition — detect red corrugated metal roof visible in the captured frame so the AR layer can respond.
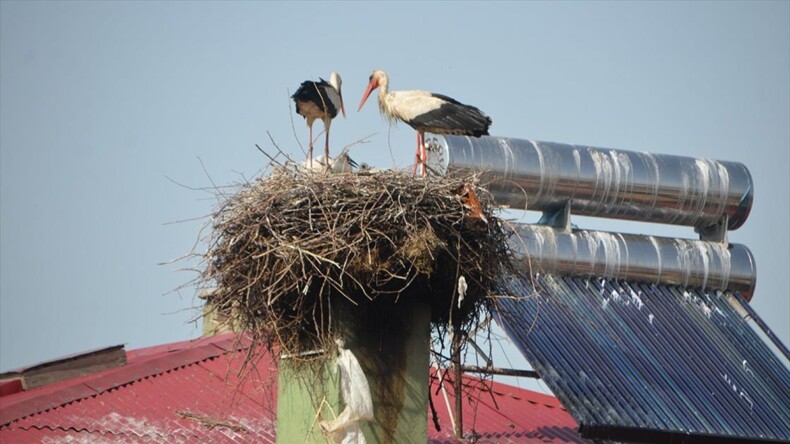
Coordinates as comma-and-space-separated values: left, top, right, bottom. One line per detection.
427, 369, 587, 443
0, 333, 588, 443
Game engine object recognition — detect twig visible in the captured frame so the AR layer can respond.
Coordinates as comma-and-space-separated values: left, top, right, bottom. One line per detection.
255, 143, 283, 167
176, 410, 248, 433
287, 87, 307, 158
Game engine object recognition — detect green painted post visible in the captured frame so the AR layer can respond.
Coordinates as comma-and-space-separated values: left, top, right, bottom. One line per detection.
276, 299, 431, 444
276, 359, 340, 444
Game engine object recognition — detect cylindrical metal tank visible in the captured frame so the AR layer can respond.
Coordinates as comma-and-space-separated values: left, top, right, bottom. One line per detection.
425, 135, 753, 230
507, 223, 757, 300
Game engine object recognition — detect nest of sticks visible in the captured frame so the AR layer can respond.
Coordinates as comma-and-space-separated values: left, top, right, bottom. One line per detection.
200, 166, 515, 360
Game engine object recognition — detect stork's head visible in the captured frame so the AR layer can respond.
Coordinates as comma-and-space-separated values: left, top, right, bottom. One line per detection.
358, 69, 388, 112
329, 72, 346, 118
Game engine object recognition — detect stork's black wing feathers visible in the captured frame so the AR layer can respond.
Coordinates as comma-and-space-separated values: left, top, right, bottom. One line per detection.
291, 79, 337, 117
409, 94, 492, 137
429, 93, 466, 107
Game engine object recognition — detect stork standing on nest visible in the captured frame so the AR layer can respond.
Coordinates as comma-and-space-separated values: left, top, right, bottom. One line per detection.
357, 70, 492, 176
292, 72, 346, 168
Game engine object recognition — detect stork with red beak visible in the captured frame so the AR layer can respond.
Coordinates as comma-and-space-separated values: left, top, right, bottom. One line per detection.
357, 70, 492, 176
292, 72, 346, 168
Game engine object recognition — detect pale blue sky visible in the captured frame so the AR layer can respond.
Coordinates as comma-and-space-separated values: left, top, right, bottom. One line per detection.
1, 1, 788, 377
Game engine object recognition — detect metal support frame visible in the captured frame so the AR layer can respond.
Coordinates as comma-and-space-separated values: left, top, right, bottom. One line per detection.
695, 215, 729, 243
537, 200, 572, 232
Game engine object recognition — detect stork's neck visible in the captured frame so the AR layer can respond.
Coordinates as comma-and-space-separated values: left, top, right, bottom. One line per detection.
376, 75, 390, 116
377, 76, 389, 98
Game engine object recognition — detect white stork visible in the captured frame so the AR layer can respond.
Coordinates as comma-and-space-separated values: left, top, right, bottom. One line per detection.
357, 70, 492, 176
292, 72, 345, 168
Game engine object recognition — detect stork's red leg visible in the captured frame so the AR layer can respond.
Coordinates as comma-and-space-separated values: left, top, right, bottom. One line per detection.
413, 132, 421, 176
324, 126, 330, 172
416, 132, 427, 177
420, 132, 427, 177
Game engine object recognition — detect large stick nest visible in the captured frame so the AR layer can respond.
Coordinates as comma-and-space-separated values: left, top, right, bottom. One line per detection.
201, 168, 515, 358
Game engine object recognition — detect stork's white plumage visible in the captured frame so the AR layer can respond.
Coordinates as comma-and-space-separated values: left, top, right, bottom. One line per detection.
273, 151, 357, 178
357, 70, 492, 176
299, 152, 357, 174
292, 72, 345, 168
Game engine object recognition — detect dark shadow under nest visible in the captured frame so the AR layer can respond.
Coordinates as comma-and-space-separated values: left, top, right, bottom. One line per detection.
200, 167, 517, 361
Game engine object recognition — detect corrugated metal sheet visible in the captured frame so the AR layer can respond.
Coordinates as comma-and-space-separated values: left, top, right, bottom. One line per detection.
0, 333, 588, 443
0, 334, 277, 443
492, 274, 790, 443
427, 369, 591, 443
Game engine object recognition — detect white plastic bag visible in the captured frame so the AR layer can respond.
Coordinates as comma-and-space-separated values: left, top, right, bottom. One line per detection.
457, 275, 468, 309
320, 344, 374, 444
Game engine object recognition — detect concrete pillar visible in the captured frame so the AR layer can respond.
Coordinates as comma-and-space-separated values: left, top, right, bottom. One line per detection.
276, 298, 431, 444
276, 359, 340, 444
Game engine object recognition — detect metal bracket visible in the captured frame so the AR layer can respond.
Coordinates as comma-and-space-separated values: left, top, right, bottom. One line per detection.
695, 215, 729, 243
465, 337, 493, 367
538, 200, 572, 232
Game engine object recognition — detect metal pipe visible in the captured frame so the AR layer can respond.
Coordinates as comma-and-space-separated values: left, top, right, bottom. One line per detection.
426, 135, 753, 230
506, 223, 757, 300
461, 365, 540, 379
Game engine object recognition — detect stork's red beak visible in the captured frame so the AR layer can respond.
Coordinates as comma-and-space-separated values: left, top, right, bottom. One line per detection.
340, 93, 346, 118
357, 80, 378, 112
